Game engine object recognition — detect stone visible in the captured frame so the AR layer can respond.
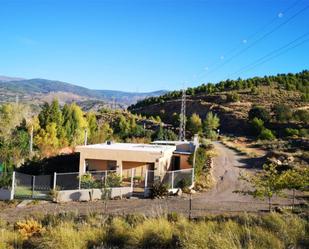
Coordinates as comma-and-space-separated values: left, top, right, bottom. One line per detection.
176, 188, 182, 196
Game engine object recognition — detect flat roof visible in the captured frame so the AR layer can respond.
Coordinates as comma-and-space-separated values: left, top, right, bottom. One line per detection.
76, 142, 176, 153
151, 140, 190, 145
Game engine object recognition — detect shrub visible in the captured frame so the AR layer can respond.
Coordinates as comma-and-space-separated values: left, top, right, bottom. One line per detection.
105, 172, 122, 187
79, 173, 99, 189
259, 128, 275, 140
248, 106, 270, 123
293, 109, 309, 124
251, 117, 264, 135
285, 128, 299, 137
15, 219, 45, 239
151, 182, 169, 198
176, 178, 191, 189
226, 92, 240, 102
0, 173, 12, 189
273, 104, 293, 122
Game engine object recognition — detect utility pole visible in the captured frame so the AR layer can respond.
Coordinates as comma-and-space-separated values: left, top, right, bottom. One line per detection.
179, 89, 186, 141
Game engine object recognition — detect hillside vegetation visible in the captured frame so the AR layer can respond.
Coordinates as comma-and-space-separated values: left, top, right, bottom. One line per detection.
129, 71, 308, 135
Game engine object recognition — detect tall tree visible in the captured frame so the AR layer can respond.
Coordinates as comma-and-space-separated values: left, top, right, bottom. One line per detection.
187, 113, 202, 134
203, 112, 220, 139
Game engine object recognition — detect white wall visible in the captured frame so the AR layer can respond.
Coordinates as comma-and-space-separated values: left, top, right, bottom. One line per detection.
0, 188, 13, 200
56, 187, 132, 202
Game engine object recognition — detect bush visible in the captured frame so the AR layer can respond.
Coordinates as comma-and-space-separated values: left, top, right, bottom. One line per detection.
151, 182, 169, 198
176, 178, 191, 189
285, 128, 299, 137
248, 106, 270, 123
79, 173, 100, 189
251, 117, 264, 135
105, 172, 122, 187
273, 104, 293, 122
0, 173, 12, 189
226, 92, 240, 102
15, 219, 45, 239
293, 109, 309, 124
259, 128, 275, 140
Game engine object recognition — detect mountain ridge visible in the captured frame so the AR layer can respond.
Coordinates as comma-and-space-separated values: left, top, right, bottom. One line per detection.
0, 77, 167, 107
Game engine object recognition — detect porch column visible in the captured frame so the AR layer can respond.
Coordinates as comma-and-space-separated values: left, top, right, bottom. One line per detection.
79, 156, 86, 175
116, 160, 123, 178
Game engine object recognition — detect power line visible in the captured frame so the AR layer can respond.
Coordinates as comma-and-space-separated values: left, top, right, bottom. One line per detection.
197, 2, 309, 81
194, 0, 302, 81
224, 31, 309, 79
227, 37, 309, 77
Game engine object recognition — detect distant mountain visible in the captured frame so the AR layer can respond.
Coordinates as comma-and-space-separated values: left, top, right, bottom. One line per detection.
0, 75, 25, 82
0, 77, 167, 107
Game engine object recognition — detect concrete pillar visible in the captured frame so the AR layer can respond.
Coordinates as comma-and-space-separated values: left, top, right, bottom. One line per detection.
79, 157, 86, 175
116, 160, 123, 178
154, 161, 161, 181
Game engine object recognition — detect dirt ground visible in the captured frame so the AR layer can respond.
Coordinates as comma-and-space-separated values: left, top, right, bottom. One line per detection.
0, 142, 303, 222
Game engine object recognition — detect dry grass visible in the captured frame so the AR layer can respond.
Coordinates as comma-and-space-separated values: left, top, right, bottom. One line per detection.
0, 212, 307, 249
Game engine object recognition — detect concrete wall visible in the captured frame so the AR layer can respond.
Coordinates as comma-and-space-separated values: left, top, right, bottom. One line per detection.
0, 188, 13, 201
56, 187, 132, 202
76, 145, 176, 175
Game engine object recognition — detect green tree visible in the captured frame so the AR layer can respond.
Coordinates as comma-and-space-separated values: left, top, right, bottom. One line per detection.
203, 112, 220, 139
293, 109, 309, 124
259, 128, 275, 140
239, 163, 284, 211
187, 113, 202, 134
86, 112, 98, 143
251, 117, 264, 136
280, 168, 309, 209
273, 104, 292, 122
117, 115, 131, 138
62, 103, 87, 145
98, 123, 113, 143
34, 122, 59, 156
248, 106, 270, 123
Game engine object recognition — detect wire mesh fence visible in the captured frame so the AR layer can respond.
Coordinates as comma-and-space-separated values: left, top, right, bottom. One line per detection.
162, 169, 194, 189
14, 172, 32, 198
55, 172, 80, 190
14, 172, 52, 199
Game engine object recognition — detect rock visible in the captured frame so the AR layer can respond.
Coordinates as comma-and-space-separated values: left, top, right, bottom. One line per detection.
190, 189, 196, 194
176, 188, 182, 196
287, 156, 294, 162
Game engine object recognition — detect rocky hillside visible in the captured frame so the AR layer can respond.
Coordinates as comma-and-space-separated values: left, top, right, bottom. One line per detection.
129, 71, 309, 135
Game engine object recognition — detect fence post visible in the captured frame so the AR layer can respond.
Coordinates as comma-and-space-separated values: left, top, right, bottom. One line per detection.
171, 171, 174, 189
32, 175, 35, 198
105, 170, 107, 187
191, 168, 194, 185
78, 174, 81, 190
11, 171, 16, 200
144, 169, 148, 188
130, 168, 134, 191
53, 172, 57, 190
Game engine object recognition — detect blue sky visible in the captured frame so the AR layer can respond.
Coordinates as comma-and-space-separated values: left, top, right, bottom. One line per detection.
0, 0, 308, 92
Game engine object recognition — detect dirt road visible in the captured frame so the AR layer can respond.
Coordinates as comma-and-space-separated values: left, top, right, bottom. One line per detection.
0, 142, 296, 222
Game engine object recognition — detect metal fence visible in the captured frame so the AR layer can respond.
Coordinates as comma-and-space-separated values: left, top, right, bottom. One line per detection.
54, 172, 80, 190
14, 172, 52, 199
143, 168, 194, 189
54, 170, 132, 190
